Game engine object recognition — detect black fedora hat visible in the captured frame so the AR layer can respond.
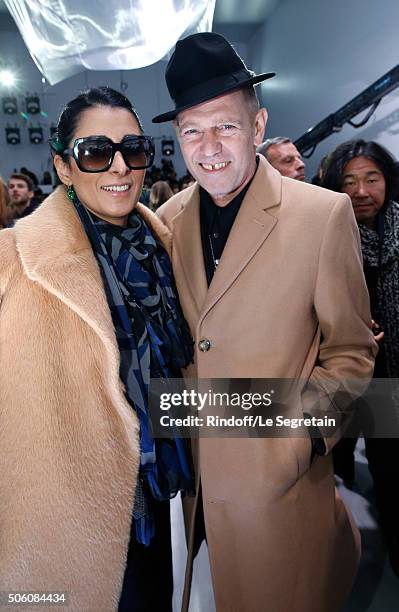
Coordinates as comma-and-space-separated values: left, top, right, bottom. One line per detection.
152, 32, 275, 123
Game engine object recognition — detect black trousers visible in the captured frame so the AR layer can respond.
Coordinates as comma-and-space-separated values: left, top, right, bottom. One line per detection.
118, 500, 173, 612
333, 434, 399, 578
333, 381, 399, 578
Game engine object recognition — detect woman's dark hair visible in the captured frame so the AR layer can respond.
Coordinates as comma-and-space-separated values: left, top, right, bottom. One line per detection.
322, 139, 399, 204
51, 87, 143, 158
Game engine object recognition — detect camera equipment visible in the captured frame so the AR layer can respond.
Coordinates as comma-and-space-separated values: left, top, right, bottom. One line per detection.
295, 64, 399, 157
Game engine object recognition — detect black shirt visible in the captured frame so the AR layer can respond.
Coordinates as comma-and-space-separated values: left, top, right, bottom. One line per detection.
200, 158, 258, 286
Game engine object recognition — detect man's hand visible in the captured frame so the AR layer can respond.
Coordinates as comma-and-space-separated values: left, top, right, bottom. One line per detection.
372, 319, 384, 343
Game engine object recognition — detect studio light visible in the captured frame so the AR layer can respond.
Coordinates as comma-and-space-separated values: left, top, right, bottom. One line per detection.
29, 126, 43, 144
5, 126, 21, 145
161, 139, 174, 156
0, 70, 15, 87
26, 95, 41, 114
2, 96, 18, 114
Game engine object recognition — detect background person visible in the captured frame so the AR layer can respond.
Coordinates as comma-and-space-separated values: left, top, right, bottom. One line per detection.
149, 180, 173, 211
42, 170, 53, 185
7, 173, 36, 222
0, 86, 193, 612
19, 165, 39, 188
322, 138, 399, 577
311, 152, 333, 186
179, 173, 195, 191
257, 136, 306, 180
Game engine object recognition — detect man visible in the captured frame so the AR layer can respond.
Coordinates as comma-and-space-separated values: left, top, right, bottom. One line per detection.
257, 136, 306, 180
153, 33, 377, 612
322, 139, 399, 577
8, 173, 36, 222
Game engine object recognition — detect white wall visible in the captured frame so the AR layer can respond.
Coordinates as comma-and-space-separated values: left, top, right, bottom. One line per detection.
0, 26, 247, 184
248, 0, 399, 178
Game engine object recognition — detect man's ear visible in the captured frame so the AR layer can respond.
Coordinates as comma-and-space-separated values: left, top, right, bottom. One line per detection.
53, 155, 72, 186
254, 107, 268, 146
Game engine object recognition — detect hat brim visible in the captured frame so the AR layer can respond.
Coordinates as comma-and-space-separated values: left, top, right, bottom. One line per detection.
152, 72, 275, 123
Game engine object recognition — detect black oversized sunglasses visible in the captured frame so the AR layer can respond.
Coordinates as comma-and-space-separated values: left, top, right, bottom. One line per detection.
62, 135, 155, 172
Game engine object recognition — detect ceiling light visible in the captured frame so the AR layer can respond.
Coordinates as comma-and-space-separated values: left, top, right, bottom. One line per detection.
0, 70, 16, 87
5, 126, 21, 145
26, 95, 41, 114
161, 139, 174, 156
29, 126, 43, 144
2, 96, 18, 114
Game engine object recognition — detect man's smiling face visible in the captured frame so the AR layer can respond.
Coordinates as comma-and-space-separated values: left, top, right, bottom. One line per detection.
175, 89, 266, 206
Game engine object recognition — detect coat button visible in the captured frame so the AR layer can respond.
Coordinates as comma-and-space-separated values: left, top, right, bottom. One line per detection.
198, 338, 211, 352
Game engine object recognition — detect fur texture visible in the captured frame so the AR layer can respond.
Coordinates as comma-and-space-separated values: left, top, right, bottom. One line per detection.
0, 188, 171, 611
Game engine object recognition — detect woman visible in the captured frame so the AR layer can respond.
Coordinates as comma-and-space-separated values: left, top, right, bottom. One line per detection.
149, 180, 173, 211
0, 87, 193, 611
322, 139, 399, 576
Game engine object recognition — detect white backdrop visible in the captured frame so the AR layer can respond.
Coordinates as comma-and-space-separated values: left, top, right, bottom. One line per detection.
4, 0, 216, 84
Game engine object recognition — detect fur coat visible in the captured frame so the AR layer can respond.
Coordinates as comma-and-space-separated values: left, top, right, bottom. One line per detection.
0, 187, 171, 611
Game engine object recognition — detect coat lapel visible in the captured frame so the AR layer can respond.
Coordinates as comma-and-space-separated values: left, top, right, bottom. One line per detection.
13, 188, 118, 359
171, 184, 209, 314
14, 189, 174, 356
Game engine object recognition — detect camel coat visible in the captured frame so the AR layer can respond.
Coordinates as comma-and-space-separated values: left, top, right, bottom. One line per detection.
157, 156, 377, 612
0, 188, 172, 611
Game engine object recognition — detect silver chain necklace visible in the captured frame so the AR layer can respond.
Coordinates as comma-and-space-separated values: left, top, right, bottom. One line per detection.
209, 234, 220, 269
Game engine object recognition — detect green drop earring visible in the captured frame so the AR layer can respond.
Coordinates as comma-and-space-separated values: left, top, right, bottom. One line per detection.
67, 185, 76, 202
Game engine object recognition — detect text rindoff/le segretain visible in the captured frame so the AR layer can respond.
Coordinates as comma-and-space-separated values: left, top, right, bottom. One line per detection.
159, 414, 336, 430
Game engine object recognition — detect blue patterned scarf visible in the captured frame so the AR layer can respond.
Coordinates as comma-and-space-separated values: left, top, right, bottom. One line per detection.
73, 197, 194, 545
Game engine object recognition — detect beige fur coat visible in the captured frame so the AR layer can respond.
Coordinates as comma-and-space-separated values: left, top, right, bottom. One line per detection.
0, 188, 171, 611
